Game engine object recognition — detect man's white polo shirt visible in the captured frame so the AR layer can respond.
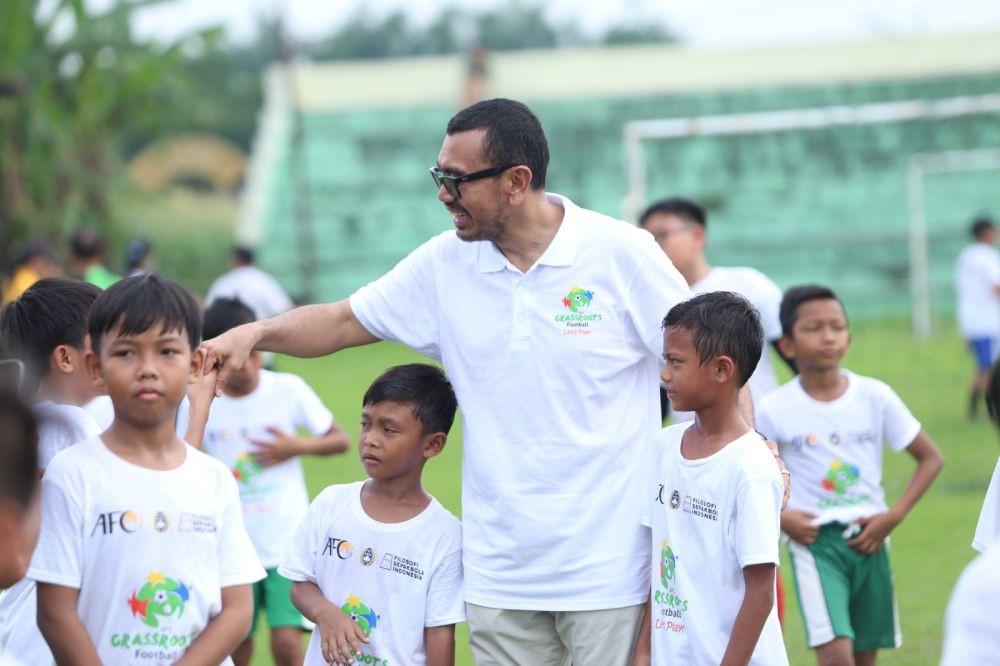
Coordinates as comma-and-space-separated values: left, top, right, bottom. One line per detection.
350, 194, 690, 610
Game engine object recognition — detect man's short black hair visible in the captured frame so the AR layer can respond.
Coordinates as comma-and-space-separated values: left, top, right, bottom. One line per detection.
68, 227, 106, 260
446, 98, 549, 190
88, 273, 201, 354
0, 391, 38, 507
972, 216, 996, 239
779, 284, 847, 337
638, 197, 706, 228
0, 278, 101, 395
662, 291, 763, 387
203, 298, 256, 341
363, 364, 458, 436
232, 246, 255, 265
10, 237, 56, 270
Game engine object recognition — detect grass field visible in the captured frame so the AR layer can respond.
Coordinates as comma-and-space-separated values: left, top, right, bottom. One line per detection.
247, 318, 998, 666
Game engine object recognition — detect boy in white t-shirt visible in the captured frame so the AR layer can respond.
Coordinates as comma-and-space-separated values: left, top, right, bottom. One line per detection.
28, 273, 265, 666
195, 297, 350, 666
757, 285, 943, 665
634, 291, 787, 665
280, 363, 464, 666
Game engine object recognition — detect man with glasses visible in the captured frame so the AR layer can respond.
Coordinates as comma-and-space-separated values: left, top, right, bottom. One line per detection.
202, 98, 693, 665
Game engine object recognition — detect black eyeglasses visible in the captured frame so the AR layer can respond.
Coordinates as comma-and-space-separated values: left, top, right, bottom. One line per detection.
429, 163, 517, 199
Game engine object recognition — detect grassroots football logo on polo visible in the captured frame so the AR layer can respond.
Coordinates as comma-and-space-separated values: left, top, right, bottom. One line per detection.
822, 460, 860, 495
231, 452, 262, 487
128, 571, 190, 628
562, 286, 593, 312
659, 540, 677, 588
341, 594, 379, 637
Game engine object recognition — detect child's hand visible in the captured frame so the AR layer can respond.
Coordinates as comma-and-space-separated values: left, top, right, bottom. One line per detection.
315, 603, 370, 665
250, 427, 302, 467
780, 510, 819, 545
188, 360, 218, 410
847, 510, 901, 554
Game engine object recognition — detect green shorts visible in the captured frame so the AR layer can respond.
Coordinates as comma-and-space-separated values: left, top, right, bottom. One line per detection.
786, 522, 901, 651
248, 568, 308, 637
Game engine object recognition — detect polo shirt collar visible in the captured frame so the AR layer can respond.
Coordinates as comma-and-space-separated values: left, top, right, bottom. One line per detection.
476, 193, 580, 273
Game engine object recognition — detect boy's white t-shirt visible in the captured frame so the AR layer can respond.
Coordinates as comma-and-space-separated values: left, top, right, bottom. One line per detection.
973, 456, 1000, 552
181, 369, 334, 568
955, 242, 1000, 338
27, 436, 265, 666
941, 543, 1000, 665
279, 481, 464, 666
643, 424, 787, 665
756, 370, 920, 525
0, 401, 102, 664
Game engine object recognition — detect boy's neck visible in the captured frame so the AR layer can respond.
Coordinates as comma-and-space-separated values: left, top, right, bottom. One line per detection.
360, 474, 431, 524
798, 366, 848, 402
683, 393, 751, 460
35, 379, 90, 408
101, 414, 186, 471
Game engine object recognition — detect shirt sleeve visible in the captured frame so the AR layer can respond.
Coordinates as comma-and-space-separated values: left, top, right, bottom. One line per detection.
733, 466, 783, 568
288, 375, 335, 435
625, 235, 692, 357
941, 549, 1000, 666
974, 457, 1000, 553
424, 531, 465, 627
349, 235, 444, 360
216, 470, 266, 587
879, 383, 921, 452
755, 406, 777, 443
278, 498, 320, 583
27, 468, 85, 588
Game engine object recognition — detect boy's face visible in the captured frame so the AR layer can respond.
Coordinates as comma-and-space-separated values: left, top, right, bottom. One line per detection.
87, 322, 200, 428
223, 350, 263, 397
358, 401, 444, 482
779, 298, 850, 372
642, 213, 705, 279
661, 325, 735, 412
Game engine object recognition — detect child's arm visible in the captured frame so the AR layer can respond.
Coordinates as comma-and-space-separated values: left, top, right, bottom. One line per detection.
174, 584, 253, 666
848, 430, 944, 554
291, 580, 370, 665
720, 564, 775, 666
36, 583, 102, 666
251, 422, 351, 467
424, 624, 456, 666
631, 594, 652, 666
183, 360, 218, 449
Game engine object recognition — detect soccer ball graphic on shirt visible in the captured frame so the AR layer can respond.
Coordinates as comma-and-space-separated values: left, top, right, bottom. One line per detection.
562, 287, 594, 312
232, 452, 262, 486
341, 594, 379, 637
821, 460, 861, 496
128, 571, 190, 628
660, 541, 677, 588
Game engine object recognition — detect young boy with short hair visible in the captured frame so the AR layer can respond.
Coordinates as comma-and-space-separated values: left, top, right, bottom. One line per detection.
193, 297, 351, 666
279, 363, 464, 666
28, 273, 265, 666
0, 278, 103, 664
757, 285, 943, 665
636, 291, 787, 665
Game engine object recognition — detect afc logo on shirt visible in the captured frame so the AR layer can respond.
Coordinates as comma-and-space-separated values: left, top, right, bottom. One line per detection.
91, 510, 142, 536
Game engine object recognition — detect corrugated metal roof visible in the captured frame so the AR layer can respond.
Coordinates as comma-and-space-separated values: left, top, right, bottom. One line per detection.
287, 30, 1000, 111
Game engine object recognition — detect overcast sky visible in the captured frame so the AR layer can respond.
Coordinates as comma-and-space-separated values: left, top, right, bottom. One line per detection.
107, 0, 1000, 49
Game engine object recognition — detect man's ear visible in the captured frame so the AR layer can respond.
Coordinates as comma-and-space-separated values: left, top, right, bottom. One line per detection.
506, 166, 533, 204
713, 355, 736, 384
422, 432, 447, 460
85, 350, 105, 389
777, 336, 796, 361
189, 347, 206, 384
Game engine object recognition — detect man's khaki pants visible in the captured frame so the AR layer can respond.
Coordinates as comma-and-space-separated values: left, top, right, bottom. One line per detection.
467, 602, 645, 666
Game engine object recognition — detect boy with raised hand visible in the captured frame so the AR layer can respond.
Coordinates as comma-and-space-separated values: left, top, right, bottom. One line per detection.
279, 364, 464, 666
636, 291, 787, 665
192, 297, 351, 666
757, 285, 943, 666
0, 278, 103, 664
29, 273, 265, 666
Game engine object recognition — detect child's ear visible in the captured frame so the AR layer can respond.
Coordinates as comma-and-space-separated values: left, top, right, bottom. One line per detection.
49, 345, 75, 375
711, 354, 735, 383
84, 350, 105, 389
422, 432, 447, 460
777, 336, 796, 360
189, 347, 205, 383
